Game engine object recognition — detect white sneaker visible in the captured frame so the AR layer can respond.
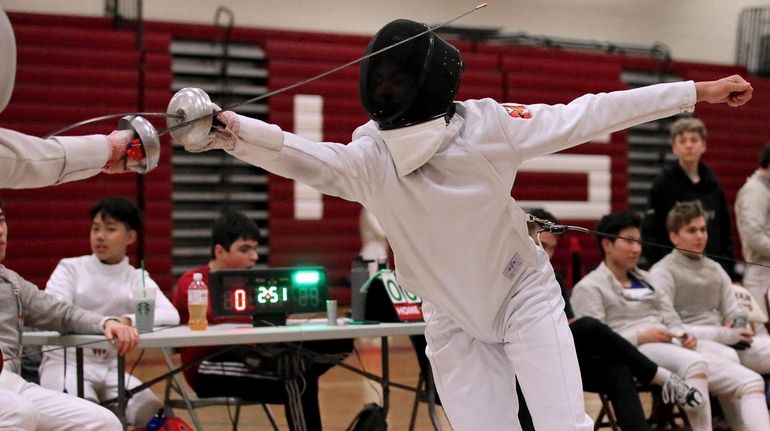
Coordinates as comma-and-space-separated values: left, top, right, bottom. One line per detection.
661, 374, 704, 412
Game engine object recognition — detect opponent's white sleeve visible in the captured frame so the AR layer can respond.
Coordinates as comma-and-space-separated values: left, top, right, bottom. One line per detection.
499, 81, 697, 162
226, 115, 381, 203
0, 128, 109, 189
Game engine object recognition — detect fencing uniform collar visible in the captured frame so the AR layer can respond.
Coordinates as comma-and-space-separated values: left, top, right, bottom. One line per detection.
379, 115, 462, 176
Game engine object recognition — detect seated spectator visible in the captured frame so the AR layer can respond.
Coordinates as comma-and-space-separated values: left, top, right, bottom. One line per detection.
650, 200, 770, 429
641, 117, 734, 275
172, 209, 351, 431
735, 142, 770, 334
0, 197, 137, 430
38, 197, 179, 426
518, 209, 702, 431
571, 210, 764, 430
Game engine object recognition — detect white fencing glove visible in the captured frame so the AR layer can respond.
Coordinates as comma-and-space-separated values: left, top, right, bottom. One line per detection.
716, 327, 753, 349
101, 129, 136, 174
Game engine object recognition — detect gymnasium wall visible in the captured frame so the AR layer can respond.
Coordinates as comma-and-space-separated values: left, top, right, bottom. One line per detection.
1, 11, 768, 302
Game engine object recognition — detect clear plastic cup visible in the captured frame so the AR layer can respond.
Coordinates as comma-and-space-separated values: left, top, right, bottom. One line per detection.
132, 286, 157, 333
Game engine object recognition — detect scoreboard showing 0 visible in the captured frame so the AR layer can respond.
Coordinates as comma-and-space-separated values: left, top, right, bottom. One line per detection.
208, 267, 328, 320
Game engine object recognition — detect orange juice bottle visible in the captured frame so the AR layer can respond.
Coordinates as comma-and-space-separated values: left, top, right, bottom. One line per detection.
187, 273, 209, 331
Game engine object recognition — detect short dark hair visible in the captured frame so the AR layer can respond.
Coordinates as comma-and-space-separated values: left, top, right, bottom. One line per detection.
666, 200, 707, 233
595, 210, 642, 258
89, 197, 141, 231
760, 142, 770, 169
526, 208, 558, 235
210, 209, 261, 259
0, 197, 4, 213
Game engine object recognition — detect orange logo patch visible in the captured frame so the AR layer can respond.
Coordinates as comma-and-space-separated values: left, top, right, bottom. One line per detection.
501, 103, 532, 119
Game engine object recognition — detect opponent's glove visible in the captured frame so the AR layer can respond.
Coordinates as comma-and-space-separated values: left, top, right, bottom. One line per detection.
185, 110, 240, 153
101, 129, 136, 174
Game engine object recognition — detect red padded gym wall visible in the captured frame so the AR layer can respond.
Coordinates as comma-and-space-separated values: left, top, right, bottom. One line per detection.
6, 12, 770, 300
0, 13, 174, 294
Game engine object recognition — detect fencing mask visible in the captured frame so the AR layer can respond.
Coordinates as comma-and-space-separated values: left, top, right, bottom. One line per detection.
359, 19, 462, 130
0, 9, 16, 113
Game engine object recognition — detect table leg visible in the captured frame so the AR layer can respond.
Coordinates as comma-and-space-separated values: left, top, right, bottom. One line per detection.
381, 336, 390, 414
76, 348, 84, 398
117, 355, 128, 430
161, 347, 205, 431
425, 368, 443, 431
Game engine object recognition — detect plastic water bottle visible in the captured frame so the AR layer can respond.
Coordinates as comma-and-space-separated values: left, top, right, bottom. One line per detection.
350, 256, 372, 322
187, 273, 209, 331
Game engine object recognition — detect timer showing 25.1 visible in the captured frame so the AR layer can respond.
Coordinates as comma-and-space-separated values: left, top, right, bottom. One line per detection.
222, 285, 290, 311
212, 268, 327, 317
256, 285, 289, 304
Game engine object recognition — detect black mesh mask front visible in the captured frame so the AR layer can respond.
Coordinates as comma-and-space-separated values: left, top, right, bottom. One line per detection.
359, 19, 463, 130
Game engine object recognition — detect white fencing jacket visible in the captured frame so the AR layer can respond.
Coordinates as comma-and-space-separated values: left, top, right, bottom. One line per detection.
225, 81, 697, 342
0, 128, 109, 189
41, 255, 179, 363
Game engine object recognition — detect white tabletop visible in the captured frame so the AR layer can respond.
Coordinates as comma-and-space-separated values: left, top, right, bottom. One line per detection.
22, 321, 427, 350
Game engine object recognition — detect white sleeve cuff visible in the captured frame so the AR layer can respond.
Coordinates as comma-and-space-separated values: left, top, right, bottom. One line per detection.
54, 135, 110, 182
679, 80, 697, 113
228, 115, 285, 161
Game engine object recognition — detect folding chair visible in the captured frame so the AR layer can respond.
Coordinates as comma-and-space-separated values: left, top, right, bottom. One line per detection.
594, 393, 619, 431
160, 348, 280, 431
407, 370, 444, 431
593, 384, 691, 431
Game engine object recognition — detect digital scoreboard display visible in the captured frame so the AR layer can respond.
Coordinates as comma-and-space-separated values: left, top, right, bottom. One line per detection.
209, 267, 328, 319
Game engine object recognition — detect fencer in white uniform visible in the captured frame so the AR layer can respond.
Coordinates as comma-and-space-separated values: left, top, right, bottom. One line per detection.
735, 149, 770, 335
650, 201, 770, 430
172, 19, 753, 431
0, 8, 140, 430
39, 254, 179, 425
0, 198, 138, 430
39, 200, 180, 427
0, 9, 136, 189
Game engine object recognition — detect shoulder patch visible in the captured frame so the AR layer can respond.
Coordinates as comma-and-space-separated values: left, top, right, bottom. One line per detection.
501, 103, 532, 119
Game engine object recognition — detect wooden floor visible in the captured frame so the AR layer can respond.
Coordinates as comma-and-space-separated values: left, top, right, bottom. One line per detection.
129, 335, 609, 431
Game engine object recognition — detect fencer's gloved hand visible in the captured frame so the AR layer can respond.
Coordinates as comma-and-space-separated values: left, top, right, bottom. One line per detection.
184, 110, 240, 153
101, 129, 136, 174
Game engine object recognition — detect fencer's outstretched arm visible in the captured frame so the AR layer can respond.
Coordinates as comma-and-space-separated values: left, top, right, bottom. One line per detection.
0, 128, 135, 189
180, 75, 752, 197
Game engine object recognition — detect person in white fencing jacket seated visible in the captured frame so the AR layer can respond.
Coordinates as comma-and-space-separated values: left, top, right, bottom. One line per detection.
650, 200, 770, 430
0, 197, 139, 430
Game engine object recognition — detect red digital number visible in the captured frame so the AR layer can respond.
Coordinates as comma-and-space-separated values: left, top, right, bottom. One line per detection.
234, 288, 247, 311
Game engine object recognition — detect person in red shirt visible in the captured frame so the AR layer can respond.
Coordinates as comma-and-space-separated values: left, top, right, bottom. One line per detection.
173, 209, 351, 431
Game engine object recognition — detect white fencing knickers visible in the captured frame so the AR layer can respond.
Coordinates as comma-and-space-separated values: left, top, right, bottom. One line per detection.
0, 368, 121, 431
424, 247, 592, 431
